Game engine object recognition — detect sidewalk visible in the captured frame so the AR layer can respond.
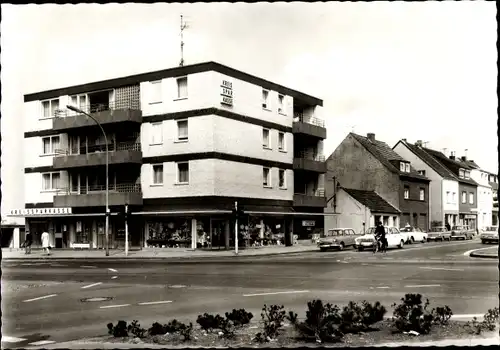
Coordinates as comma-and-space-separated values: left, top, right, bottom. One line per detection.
1, 243, 319, 260
469, 245, 499, 259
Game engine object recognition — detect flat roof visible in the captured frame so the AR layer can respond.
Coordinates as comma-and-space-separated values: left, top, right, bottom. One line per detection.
24, 61, 323, 106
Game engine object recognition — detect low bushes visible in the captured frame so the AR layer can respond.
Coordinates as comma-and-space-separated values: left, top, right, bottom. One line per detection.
466, 307, 499, 335
196, 309, 253, 338
254, 304, 287, 342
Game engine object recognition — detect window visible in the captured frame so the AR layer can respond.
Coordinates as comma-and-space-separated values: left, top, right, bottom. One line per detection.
262, 89, 269, 109
42, 136, 60, 155
152, 164, 163, 185
462, 191, 467, 203
446, 191, 450, 204
263, 167, 271, 187
418, 170, 426, 176
149, 80, 162, 104
459, 169, 465, 178
176, 77, 188, 99
177, 162, 189, 184
278, 94, 284, 114
400, 162, 405, 171
151, 122, 163, 145
404, 186, 409, 199
452, 192, 456, 204
177, 120, 188, 141
41, 99, 60, 119
278, 169, 286, 189
405, 163, 410, 173
70, 94, 88, 112
469, 192, 474, 204
263, 128, 270, 148
419, 188, 425, 201
278, 132, 285, 151
465, 171, 471, 179
41, 172, 60, 191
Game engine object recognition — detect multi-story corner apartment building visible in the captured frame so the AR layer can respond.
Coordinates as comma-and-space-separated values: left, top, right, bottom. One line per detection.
325, 133, 430, 231
487, 172, 498, 226
393, 139, 460, 228
455, 156, 493, 229
17, 62, 326, 250
423, 149, 479, 230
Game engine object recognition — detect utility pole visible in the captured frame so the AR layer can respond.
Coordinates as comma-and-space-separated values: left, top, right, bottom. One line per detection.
234, 201, 239, 255
125, 203, 129, 257
179, 14, 188, 67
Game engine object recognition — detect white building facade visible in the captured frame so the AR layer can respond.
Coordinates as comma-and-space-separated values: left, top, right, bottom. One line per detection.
13, 62, 327, 250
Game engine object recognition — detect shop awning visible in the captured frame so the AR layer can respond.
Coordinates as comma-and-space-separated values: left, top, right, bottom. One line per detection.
132, 210, 233, 216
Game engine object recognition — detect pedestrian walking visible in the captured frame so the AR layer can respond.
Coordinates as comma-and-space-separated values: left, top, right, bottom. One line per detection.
41, 230, 51, 256
23, 232, 33, 254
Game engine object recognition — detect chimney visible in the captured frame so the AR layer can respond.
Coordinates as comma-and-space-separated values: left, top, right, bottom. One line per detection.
450, 151, 455, 160
415, 140, 423, 147
367, 133, 375, 142
402, 138, 407, 142
461, 156, 467, 161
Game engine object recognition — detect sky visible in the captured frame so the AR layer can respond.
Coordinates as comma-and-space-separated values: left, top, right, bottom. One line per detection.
1, 2, 497, 223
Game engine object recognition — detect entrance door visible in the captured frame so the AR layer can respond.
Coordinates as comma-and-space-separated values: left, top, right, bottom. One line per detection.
210, 219, 226, 250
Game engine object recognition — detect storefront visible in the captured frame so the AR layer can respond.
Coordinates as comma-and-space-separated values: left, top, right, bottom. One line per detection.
459, 213, 477, 230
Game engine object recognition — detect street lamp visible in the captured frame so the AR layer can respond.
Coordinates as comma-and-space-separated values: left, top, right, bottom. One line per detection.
66, 105, 109, 257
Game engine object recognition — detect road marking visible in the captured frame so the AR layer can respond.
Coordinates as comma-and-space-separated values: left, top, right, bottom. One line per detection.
451, 314, 484, 319
1, 336, 27, 343
111, 276, 118, 279
100, 304, 130, 309
389, 241, 476, 254
376, 286, 390, 289
243, 290, 310, 297
108, 268, 118, 272
419, 267, 465, 272
138, 300, 173, 305
28, 340, 57, 346
80, 265, 97, 268
81, 282, 103, 289
50, 263, 67, 267
23, 294, 57, 302
404, 284, 441, 288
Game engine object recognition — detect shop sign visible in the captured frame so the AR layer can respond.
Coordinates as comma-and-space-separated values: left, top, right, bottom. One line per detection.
220, 79, 233, 106
9, 208, 72, 216
465, 214, 476, 219
302, 220, 315, 227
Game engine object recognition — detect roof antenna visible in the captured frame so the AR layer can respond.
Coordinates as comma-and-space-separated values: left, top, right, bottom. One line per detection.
179, 14, 188, 67
443, 148, 447, 155
351, 125, 356, 133
464, 148, 468, 158
423, 141, 429, 148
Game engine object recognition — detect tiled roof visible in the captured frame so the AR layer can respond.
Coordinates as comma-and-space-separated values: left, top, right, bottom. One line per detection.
350, 133, 429, 181
423, 148, 479, 186
343, 187, 400, 214
397, 141, 458, 180
489, 182, 499, 190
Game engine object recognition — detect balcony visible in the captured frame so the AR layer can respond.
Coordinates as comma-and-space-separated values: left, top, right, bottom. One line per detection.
54, 183, 142, 208
52, 100, 142, 132
293, 152, 326, 173
293, 189, 327, 208
53, 143, 142, 170
292, 113, 326, 139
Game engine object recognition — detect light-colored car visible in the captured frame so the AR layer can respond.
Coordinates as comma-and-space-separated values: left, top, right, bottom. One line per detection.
480, 226, 499, 244
427, 226, 452, 242
400, 226, 428, 244
318, 228, 360, 251
450, 225, 475, 240
354, 227, 406, 251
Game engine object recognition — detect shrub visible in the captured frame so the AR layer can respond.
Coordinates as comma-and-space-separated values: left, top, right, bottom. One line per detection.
466, 307, 500, 335
196, 313, 220, 333
391, 294, 433, 335
290, 300, 343, 343
178, 322, 194, 341
127, 320, 146, 338
431, 306, 453, 325
225, 309, 254, 327
254, 304, 287, 342
148, 322, 167, 336
107, 320, 128, 337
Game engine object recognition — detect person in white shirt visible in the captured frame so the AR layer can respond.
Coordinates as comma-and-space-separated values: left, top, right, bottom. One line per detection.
41, 231, 51, 255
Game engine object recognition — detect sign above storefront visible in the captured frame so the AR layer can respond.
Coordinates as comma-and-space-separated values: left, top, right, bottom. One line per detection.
9, 208, 72, 216
220, 79, 233, 106
302, 220, 316, 227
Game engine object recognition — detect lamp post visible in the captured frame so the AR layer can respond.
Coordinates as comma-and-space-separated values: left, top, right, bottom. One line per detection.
66, 105, 109, 257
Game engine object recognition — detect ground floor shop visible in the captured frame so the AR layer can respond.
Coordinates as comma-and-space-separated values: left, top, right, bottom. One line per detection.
443, 213, 459, 228
459, 213, 478, 231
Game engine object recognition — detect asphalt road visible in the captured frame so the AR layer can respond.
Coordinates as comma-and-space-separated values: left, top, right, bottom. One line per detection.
1, 239, 498, 348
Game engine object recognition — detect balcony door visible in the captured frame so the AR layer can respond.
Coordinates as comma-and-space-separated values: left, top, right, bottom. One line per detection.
70, 173, 80, 194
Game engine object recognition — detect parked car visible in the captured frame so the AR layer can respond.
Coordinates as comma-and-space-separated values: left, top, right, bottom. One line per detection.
450, 225, 475, 240
427, 226, 452, 242
480, 226, 499, 244
400, 226, 428, 244
318, 228, 360, 251
354, 227, 406, 251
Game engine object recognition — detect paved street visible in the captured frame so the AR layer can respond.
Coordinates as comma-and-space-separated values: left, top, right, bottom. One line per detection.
1, 239, 498, 348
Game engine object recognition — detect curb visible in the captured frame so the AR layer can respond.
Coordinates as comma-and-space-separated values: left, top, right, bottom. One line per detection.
469, 252, 499, 259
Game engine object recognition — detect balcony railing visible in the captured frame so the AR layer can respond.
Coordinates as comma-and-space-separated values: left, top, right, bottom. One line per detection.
294, 189, 326, 197
55, 99, 140, 119
55, 183, 141, 196
293, 112, 325, 128
54, 142, 141, 156
295, 151, 325, 162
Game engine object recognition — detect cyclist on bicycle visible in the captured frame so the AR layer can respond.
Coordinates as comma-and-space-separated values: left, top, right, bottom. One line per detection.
374, 221, 387, 254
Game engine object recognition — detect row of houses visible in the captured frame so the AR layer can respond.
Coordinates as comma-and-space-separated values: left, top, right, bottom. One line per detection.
324, 133, 498, 235
2, 61, 497, 249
